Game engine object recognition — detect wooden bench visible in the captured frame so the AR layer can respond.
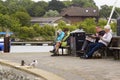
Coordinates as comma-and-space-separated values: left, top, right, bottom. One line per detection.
109, 47, 120, 60
93, 40, 113, 58
96, 47, 108, 57
59, 46, 71, 56
107, 36, 120, 60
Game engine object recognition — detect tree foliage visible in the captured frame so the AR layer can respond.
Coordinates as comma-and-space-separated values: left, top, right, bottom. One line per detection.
99, 5, 112, 19
72, 0, 97, 8
44, 10, 59, 17
0, 0, 118, 41
62, 0, 73, 7
48, 0, 66, 12
0, 4, 8, 15
28, 1, 48, 17
13, 12, 31, 26
18, 26, 37, 40
78, 18, 96, 33
100, 5, 120, 19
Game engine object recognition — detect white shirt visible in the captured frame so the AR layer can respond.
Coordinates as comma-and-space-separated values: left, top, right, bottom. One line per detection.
99, 32, 112, 46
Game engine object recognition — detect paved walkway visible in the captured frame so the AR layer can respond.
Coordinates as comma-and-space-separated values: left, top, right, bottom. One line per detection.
0, 52, 120, 80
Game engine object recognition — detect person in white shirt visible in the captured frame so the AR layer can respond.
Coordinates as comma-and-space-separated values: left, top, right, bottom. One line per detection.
81, 25, 112, 59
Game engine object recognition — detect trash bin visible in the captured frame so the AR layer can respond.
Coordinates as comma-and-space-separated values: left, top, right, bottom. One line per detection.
70, 29, 86, 57
117, 17, 120, 36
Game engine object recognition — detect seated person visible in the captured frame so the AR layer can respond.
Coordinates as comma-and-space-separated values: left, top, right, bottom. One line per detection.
61, 30, 70, 47
81, 26, 105, 53
50, 28, 69, 56
80, 25, 112, 59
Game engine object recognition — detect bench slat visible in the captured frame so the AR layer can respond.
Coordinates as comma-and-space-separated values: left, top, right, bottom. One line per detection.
109, 47, 120, 50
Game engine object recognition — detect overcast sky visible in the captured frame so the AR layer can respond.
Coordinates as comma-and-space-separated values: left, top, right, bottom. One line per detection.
32, 0, 120, 8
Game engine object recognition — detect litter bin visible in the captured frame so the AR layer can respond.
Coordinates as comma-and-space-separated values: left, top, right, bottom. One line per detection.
70, 29, 86, 56
117, 17, 120, 36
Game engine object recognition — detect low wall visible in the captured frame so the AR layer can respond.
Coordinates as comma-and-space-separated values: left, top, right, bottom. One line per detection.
0, 59, 65, 80
11, 41, 53, 46
0, 65, 43, 80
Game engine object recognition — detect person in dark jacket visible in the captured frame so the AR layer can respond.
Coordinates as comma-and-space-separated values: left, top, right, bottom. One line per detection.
80, 26, 105, 53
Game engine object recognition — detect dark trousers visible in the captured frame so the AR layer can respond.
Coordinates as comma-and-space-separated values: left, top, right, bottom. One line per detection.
86, 42, 105, 57
81, 40, 92, 51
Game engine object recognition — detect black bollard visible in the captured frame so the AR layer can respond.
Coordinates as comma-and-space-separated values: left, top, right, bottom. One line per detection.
117, 17, 120, 36
4, 35, 10, 53
21, 60, 25, 66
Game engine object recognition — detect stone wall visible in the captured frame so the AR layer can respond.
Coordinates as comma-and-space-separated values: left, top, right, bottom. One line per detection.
0, 65, 44, 80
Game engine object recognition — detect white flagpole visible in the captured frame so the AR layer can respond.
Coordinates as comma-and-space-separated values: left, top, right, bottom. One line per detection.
107, 0, 118, 25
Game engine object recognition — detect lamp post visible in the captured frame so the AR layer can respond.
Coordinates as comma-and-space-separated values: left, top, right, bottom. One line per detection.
107, 0, 118, 25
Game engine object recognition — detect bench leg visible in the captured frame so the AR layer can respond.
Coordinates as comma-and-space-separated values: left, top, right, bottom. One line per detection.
68, 47, 71, 55
117, 50, 120, 59
61, 47, 64, 55
114, 50, 119, 60
60, 47, 71, 56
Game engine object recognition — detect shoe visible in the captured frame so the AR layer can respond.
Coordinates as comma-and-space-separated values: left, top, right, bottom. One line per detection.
50, 50, 54, 53
79, 50, 85, 53
51, 53, 59, 56
80, 55, 89, 59
51, 54, 56, 56
49, 50, 55, 53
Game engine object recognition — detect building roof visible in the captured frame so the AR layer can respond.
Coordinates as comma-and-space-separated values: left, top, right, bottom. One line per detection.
31, 17, 63, 23
61, 6, 99, 17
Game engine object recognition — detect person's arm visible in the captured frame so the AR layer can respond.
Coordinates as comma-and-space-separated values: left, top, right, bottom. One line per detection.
57, 32, 65, 41
62, 32, 70, 42
100, 33, 112, 43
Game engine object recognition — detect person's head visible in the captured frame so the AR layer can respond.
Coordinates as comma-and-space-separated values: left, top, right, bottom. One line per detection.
57, 29, 62, 35
63, 28, 69, 34
104, 25, 111, 33
95, 26, 102, 33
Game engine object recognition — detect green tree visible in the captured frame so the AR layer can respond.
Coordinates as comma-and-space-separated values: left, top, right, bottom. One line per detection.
100, 5, 120, 19
10, 17, 21, 33
0, 4, 8, 15
48, 0, 66, 12
0, 14, 12, 31
58, 20, 67, 27
13, 12, 31, 26
62, 0, 73, 7
44, 10, 59, 17
28, 1, 48, 17
97, 19, 107, 28
99, 5, 112, 19
18, 26, 37, 40
32, 24, 42, 36
78, 18, 96, 33
4, 0, 28, 14
72, 0, 97, 8
17, 0, 34, 10
4, 0, 19, 14
113, 7, 120, 18
0, 13, 21, 32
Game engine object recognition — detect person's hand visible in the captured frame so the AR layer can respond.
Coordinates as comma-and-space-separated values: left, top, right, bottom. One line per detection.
99, 36, 103, 40
91, 35, 96, 38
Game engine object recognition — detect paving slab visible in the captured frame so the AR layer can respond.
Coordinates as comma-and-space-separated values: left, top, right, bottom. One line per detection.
0, 52, 119, 80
